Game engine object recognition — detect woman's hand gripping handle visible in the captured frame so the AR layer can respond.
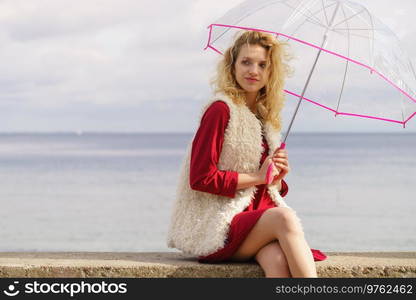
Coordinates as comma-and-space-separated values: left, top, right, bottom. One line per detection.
266, 142, 287, 184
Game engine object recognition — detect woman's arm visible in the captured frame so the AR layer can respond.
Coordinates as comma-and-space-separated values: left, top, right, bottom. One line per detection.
236, 155, 283, 191
236, 172, 264, 189
189, 101, 239, 198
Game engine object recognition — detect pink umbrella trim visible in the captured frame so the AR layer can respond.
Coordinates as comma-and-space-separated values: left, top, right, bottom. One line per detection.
285, 89, 406, 126
205, 23, 416, 126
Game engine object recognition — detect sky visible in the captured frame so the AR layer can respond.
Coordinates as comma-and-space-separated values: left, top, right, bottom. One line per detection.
0, 0, 415, 133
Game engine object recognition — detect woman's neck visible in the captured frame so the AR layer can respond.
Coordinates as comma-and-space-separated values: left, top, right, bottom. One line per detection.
245, 92, 258, 114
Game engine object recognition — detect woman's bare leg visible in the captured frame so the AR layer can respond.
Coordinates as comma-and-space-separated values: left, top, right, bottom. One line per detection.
255, 241, 291, 277
229, 207, 317, 277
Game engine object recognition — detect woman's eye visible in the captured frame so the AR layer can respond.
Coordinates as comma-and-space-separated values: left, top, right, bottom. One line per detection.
241, 60, 266, 68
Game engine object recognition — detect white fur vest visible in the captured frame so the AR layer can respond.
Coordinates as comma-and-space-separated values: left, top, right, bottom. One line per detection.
166, 93, 292, 256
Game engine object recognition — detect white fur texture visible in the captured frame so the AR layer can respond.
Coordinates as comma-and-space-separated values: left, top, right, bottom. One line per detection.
166, 93, 294, 257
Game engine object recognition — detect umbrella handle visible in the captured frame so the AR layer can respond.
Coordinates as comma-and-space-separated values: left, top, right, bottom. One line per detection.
266, 142, 286, 184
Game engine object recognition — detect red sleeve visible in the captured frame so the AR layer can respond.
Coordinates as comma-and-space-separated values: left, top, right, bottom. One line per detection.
189, 101, 239, 198
280, 179, 289, 197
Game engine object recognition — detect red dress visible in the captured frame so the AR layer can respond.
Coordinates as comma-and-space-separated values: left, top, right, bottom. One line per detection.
189, 101, 327, 263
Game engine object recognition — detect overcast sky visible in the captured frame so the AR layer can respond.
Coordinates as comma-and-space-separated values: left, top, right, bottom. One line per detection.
0, 0, 415, 133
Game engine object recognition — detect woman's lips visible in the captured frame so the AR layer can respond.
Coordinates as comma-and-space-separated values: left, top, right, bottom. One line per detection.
245, 78, 258, 83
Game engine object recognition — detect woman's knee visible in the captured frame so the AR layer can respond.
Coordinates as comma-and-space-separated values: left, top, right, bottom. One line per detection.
266, 207, 304, 236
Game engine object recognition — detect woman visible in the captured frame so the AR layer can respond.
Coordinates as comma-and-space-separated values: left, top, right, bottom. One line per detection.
167, 30, 326, 278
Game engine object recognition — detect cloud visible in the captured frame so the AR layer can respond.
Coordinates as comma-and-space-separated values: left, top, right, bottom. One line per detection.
0, 0, 414, 132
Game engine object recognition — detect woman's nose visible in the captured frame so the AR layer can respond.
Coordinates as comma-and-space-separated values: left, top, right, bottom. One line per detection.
248, 65, 259, 74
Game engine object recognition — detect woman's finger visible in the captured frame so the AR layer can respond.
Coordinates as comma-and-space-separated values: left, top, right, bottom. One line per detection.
274, 163, 287, 170
273, 156, 288, 162
273, 158, 288, 164
273, 160, 289, 166
273, 151, 288, 159
274, 163, 290, 174
273, 149, 288, 155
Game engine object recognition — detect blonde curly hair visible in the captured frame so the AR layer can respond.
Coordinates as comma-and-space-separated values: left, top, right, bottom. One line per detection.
211, 30, 293, 131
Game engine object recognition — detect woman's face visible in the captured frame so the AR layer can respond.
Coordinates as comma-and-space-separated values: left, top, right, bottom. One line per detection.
234, 43, 269, 96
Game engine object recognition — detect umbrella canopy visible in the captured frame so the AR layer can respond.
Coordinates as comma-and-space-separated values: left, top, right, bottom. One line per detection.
205, 0, 416, 134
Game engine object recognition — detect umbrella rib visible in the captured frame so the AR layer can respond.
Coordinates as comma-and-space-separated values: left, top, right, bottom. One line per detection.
410, 60, 416, 85
404, 112, 416, 124
331, 28, 382, 31
209, 0, 325, 45
364, 6, 376, 69
282, 1, 337, 42
291, 1, 323, 25
331, 29, 371, 40
282, 1, 326, 27
400, 95, 406, 127
321, 0, 329, 26
210, 0, 285, 44
284, 90, 406, 125
335, 5, 351, 116
332, 8, 366, 29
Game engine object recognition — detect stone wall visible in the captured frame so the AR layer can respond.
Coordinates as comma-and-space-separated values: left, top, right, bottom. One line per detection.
0, 252, 415, 278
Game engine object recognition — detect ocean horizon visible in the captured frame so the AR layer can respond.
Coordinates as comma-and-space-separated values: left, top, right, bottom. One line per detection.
0, 132, 414, 253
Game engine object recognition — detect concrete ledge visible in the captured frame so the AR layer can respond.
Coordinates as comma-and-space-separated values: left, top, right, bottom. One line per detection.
0, 252, 415, 278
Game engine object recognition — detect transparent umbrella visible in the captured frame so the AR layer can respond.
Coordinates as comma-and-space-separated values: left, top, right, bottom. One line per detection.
205, 0, 416, 132
204, 0, 416, 183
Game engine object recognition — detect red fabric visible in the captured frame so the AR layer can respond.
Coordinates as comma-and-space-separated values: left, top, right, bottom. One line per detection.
189, 101, 327, 263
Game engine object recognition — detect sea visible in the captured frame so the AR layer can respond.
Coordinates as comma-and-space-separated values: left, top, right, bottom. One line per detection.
0, 132, 414, 253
